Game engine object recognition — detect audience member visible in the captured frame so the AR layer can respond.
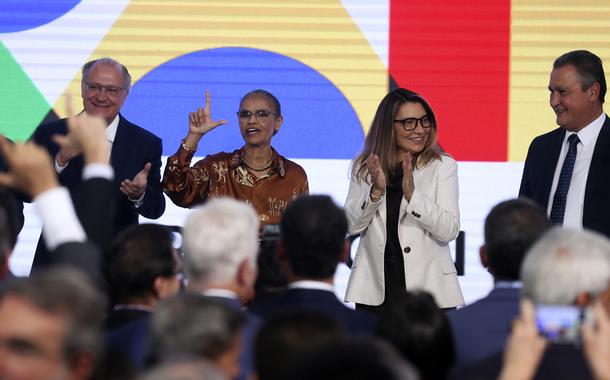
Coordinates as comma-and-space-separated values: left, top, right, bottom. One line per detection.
252, 195, 375, 333
182, 197, 261, 380
377, 291, 454, 380
253, 311, 343, 380
105, 224, 182, 331
148, 294, 245, 379
0, 268, 105, 380
289, 338, 420, 380
0, 112, 113, 287
456, 228, 610, 379
448, 198, 549, 367
140, 359, 226, 380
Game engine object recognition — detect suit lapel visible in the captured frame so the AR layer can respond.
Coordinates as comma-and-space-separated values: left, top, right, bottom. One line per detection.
539, 128, 566, 208
584, 115, 610, 217
111, 115, 130, 183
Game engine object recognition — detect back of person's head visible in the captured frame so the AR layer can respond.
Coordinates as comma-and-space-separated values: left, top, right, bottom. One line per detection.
376, 291, 453, 380
108, 224, 179, 304
484, 198, 549, 281
289, 337, 419, 380
2, 267, 106, 369
553, 50, 606, 103
140, 359, 226, 380
148, 293, 245, 377
279, 195, 347, 279
182, 198, 259, 285
522, 227, 610, 305
254, 311, 343, 380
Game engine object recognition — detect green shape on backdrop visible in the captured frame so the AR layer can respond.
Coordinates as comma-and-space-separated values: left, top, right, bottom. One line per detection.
0, 41, 51, 141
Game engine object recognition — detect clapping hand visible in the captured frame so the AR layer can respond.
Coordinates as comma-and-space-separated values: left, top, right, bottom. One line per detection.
120, 163, 150, 200
402, 153, 414, 201
366, 154, 386, 199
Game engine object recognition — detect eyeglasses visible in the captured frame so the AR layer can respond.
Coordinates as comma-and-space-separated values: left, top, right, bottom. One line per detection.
84, 82, 126, 97
237, 109, 276, 120
394, 116, 432, 131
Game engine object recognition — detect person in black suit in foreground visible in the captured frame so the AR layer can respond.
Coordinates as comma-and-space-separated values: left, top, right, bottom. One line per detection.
251, 194, 376, 334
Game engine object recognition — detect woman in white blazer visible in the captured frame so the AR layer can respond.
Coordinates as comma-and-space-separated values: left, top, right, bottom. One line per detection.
344, 88, 464, 311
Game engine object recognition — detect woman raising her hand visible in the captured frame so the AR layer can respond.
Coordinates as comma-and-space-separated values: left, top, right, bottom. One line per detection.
163, 89, 308, 226
344, 88, 464, 312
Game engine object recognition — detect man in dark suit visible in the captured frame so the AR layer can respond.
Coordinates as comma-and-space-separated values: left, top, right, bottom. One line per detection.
30, 57, 165, 269
519, 50, 610, 238
251, 195, 376, 333
448, 198, 549, 368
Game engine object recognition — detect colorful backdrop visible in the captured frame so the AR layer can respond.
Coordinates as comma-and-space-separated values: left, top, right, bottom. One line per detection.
2, 0, 610, 302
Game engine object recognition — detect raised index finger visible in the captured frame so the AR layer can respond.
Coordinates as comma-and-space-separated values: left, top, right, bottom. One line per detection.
205, 89, 211, 113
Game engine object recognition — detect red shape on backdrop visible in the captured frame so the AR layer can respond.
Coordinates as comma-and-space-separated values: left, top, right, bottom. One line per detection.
389, 0, 510, 161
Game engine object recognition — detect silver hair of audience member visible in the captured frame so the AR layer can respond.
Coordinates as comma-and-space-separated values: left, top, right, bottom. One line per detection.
139, 359, 227, 380
182, 197, 259, 285
521, 227, 610, 304
148, 293, 245, 363
81, 57, 132, 92
2, 267, 106, 361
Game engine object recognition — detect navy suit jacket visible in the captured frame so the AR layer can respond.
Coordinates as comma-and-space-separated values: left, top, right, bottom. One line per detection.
448, 287, 520, 368
30, 114, 165, 268
106, 295, 260, 380
251, 287, 376, 334
519, 115, 610, 238
208, 296, 261, 380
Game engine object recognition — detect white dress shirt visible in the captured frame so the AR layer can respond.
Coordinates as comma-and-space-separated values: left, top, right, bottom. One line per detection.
547, 112, 605, 229
35, 163, 114, 250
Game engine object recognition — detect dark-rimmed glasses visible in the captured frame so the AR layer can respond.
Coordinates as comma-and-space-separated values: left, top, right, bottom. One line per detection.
394, 116, 432, 131
237, 109, 276, 120
84, 82, 126, 97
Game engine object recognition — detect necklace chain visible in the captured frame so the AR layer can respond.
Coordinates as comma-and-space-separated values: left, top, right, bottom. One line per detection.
242, 155, 274, 172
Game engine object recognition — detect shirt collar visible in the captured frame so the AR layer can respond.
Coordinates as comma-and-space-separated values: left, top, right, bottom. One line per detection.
288, 280, 334, 292
494, 281, 522, 289
565, 112, 605, 148
106, 114, 120, 143
202, 288, 239, 300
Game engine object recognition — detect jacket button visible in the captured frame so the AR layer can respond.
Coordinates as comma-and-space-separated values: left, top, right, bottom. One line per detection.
403, 247, 411, 254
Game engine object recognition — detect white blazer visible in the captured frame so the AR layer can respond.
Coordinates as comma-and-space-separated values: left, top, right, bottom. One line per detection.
344, 155, 465, 308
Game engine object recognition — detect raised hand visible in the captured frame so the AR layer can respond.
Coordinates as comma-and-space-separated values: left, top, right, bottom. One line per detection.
120, 162, 151, 200
53, 112, 108, 165
583, 301, 610, 380
498, 299, 547, 380
0, 138, 58, 197
366, 154, 386, 199
402, 153, 414, 201
183, 90, 228, 150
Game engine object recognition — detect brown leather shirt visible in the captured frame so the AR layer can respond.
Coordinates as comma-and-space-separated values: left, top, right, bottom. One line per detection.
163, 146, 309, 225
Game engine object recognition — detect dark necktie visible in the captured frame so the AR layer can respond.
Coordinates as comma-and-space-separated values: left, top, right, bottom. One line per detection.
549, 134, 580, 225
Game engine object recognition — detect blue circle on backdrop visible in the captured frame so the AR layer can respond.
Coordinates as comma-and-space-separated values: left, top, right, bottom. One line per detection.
122, 47, 364, 159
0, 0, 81, 33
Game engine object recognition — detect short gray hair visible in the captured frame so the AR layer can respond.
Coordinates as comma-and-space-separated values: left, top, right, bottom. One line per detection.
182, 198, 259, 284
522, 227, 610, 304
81, 57, 132, 92
148, 294, 245, 364
140, 359, 227, 380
